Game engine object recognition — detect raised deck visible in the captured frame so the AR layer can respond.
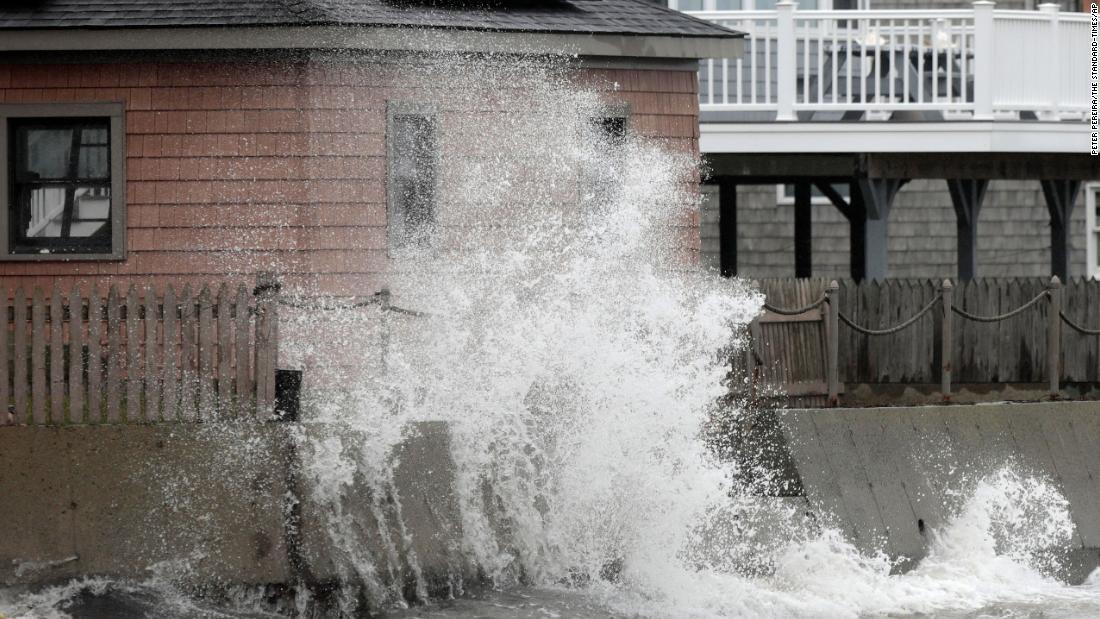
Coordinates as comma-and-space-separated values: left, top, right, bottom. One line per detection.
678, 2, 1091, 153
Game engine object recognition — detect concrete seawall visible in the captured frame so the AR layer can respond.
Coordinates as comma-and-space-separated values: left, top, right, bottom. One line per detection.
0, 421, 464, 594
0, 424, 293, 586
7, 403, 1099, 593
774, 401, 1100, 582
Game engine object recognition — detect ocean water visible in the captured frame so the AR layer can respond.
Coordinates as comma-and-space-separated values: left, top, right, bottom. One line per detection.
3, 56, 1100, 618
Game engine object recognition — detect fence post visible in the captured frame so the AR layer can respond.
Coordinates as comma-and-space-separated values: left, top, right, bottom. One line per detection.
941, 279, 954, 401
254, 272, 281, 418
825, 280, 840, 407
972, 1, 995, 119
776, 2, 797, 121
1038, 3, 1061, 120
1047, 275, 1062, 399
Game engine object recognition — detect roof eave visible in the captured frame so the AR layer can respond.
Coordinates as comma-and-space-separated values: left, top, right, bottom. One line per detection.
0, 25, 744, 60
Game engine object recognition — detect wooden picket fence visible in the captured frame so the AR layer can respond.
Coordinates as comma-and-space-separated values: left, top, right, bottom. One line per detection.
744, 277, 1100, 405
0, 282, 278, 425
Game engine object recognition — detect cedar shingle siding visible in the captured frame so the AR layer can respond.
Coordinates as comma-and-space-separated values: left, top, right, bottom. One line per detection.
702, 181, 1088, 279
0, 61, 700, 294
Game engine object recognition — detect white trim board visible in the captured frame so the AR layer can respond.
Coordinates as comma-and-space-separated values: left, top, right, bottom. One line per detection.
1088, 183, 1100, 281
700, 121, 1093, 154
0, 26, 744, 61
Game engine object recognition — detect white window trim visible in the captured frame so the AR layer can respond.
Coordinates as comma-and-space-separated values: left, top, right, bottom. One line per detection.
0, 102, 126, 261
669, 0, 857, 12
386, 101, 441, 254
775, 183, 834, 206
1088, 182, 1100, 280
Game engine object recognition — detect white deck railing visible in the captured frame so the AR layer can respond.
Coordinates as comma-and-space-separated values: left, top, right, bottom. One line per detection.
680, 1, 1088, 120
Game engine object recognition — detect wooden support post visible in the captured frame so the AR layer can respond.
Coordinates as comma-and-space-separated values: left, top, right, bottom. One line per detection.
941, 279, 954, 401
794, 181, 813, 278
1041, 179, 1081, 282
946, 179, 989, 281
848, 182, 867, 282
825, 280, 840, 407
857, 178, 908, 281
718, 179, 738, 278
1048, 275, 1062, 399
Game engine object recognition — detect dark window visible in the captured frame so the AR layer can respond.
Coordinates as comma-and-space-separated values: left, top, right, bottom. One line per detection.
390, 113, 438, 249
9, 118, 112, 255
594, 116, 627, 144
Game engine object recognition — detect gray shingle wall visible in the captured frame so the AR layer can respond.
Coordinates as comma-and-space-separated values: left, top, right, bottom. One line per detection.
700, 180, 1088, 279
694, 0, 1087, 280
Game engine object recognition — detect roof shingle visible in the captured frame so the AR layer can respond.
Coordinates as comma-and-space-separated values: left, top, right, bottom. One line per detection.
0, 0, 737, 38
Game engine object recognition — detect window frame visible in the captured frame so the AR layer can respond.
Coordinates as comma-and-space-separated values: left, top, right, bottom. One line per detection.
776, 182, 849, 206
386, 101, 441, 253
0, 102, 126, 261
1088, 182, 1100, 280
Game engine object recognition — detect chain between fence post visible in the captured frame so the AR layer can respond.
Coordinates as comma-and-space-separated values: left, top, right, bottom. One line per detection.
1047, 276, 1062, 400
379, 288, 392, 375
825, 280, 840, 407
941, 279, 953, 401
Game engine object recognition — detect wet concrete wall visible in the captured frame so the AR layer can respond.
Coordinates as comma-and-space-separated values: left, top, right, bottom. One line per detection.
777, 401, 1100, 582
0, 421, 463, 592
294, 421, 469, 597
0, 424, 294, 586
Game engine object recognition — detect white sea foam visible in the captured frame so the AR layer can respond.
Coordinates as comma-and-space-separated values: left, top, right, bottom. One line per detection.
279, 57, 1100, 618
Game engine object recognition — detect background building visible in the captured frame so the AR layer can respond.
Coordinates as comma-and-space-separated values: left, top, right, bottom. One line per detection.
679, 0, 1098, 280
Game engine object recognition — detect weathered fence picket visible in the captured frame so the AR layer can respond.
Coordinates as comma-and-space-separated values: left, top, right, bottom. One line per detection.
50, 286, 63, 424
179, 285, 196, 422
234, 284, 251, 415
31, 287, 45, 425
126, 286, 141, 421
217, 285, 232, 417
0, 280, 278, 425
0, 293, 9, 422
13, 287, 26, 424
751, 277, 1100, 403
162, 285, 179, 422
87, 287, 102, 422
198, 286, 215, 417
106, 286, 121, 423
69, 287, 84, 423
144, 286, 159, 422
